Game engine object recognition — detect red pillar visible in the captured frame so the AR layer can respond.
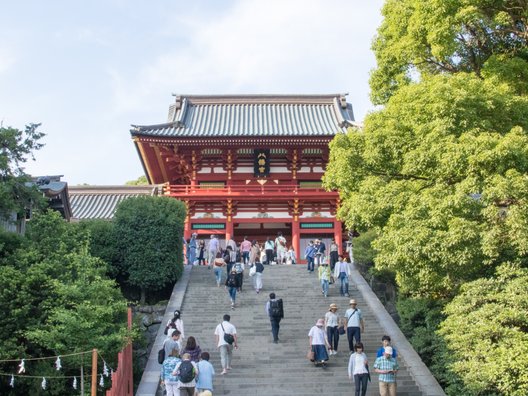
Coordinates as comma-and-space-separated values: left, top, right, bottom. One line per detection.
292, 217, 300, 264
334, 219, 343, 255
184, 215, 191, 240
226, 218, 233, 241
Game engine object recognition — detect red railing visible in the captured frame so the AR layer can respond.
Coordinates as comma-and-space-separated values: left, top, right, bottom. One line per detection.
164, 184, 337, 196
106, 308, 133, 396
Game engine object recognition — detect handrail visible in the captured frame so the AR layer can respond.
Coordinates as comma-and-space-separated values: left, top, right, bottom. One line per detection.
163, 184, 336, 196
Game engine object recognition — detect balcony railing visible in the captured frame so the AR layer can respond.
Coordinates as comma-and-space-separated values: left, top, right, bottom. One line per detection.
163, 184, 337, 196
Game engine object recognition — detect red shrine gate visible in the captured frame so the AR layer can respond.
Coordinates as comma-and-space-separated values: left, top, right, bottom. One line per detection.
131, 94, 357, 261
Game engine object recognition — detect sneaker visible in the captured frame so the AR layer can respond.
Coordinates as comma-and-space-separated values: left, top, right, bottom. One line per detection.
345, 293, 350, 297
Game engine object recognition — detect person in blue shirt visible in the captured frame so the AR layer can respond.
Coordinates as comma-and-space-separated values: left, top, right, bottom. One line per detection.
304, 241, 316, 272
160, 348, 181, 396
376, 335, 397, 359
196, 351, 215, 393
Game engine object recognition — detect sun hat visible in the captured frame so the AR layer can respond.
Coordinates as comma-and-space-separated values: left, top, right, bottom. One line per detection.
329, 303, 338, 311
316, 318, 325, 326
384, 346, 393, 355
349, 299, 357, 305
199, 391, 213, 396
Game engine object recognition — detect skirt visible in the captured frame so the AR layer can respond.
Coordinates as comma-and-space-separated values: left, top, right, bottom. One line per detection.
312, 344, 329, 362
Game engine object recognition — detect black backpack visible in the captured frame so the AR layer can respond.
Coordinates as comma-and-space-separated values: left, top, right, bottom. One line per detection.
270, 299, 283, 318
178, 360, 195, 383
227, 275, 237, 287
157, 347, 165, 364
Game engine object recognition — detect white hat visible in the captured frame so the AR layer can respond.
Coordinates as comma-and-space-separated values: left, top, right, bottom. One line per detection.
384, 346, 393, 355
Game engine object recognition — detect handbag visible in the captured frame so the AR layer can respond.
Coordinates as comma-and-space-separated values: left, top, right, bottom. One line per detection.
249, 265, 257, 276
221, 323, 235, 345
306, 349, 314, 361
338, 325, 346, 335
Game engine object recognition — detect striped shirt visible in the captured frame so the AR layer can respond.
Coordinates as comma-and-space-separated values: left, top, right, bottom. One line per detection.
373, 356, 399, 383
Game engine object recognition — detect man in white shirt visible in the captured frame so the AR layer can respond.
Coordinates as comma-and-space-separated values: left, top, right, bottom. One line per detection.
208, 235, 220, 268
274, 232, 287, 264
214, 314, 238, 375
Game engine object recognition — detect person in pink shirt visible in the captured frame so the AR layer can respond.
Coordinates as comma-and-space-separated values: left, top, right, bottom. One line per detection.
240, 236, 252, 265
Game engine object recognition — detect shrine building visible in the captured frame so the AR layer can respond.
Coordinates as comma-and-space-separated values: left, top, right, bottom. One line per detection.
130, 94, 357, 261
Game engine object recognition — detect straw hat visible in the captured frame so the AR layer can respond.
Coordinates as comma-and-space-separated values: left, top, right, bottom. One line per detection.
349, 299, 357, 305
329, 303, 338, 311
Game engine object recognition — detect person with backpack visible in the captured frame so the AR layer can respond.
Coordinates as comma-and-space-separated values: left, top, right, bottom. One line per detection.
172, 353, 199, 396
252, 258, 265, 293
160, 348, 181, 396
265, 292, 284, 344
234, 260, 244, 292
225, 268, 241, 309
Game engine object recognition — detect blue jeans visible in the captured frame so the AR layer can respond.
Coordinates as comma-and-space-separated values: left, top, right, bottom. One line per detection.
188, 247, 196, 265
228, 286, 237, 303
242, 251, 249, 264
307, 257, 314, 271
338, 272, 349, 295
347, 326, 361, 351
321, 279, 329, 296
270, 318, 281, 342
326, 326, 339, 351
214, 267, 222, 285
354, 373, 369, 396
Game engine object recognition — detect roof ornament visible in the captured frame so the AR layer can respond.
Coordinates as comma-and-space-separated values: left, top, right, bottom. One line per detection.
339, 94, 348, 109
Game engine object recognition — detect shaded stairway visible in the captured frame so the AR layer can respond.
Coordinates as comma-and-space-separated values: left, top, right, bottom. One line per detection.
176, 264, 444, 396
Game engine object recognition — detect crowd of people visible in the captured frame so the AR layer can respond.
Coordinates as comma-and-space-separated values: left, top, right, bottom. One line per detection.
161, 233, 400, 396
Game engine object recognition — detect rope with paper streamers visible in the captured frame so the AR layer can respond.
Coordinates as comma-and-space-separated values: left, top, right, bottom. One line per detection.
0, 349, 114, 390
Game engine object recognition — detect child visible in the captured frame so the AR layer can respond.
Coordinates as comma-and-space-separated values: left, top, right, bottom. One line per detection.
196, 351, 215, 394
172, 353, 198, 396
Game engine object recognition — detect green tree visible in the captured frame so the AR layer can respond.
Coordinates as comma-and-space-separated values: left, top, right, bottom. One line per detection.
324, 74, 528, 297
0, 211, 130, 395
125, 175, 148, 185
0, 124, 46, 221
439, 264, 528, 395
113, 196, 186, 303
370, 0, 528, 104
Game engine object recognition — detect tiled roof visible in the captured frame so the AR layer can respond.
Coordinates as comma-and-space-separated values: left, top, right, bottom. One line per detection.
131, 94, 357, 138
69, 185, 160, 220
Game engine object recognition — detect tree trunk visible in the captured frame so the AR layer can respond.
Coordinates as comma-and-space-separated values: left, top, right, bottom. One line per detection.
140, 287, 146, 305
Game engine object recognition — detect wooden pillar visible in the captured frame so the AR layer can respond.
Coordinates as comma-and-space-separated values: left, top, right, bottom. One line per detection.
292, 217, 300, 264
292, 198, 301, 263
183, 200, 191, 240
225, 199, 233, 240
91, 349, 97, 396
334, 219, 342, 255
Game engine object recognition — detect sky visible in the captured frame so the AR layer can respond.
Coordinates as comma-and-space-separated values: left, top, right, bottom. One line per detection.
0, 0, 385, 185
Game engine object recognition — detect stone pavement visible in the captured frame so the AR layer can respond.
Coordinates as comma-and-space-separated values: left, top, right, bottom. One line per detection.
137, 263, 445, 396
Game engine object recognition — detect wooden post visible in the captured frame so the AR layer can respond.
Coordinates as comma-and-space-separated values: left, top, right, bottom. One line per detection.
292, 218, 300, 264
334, 219, 342, 255
91, 349, 97, 396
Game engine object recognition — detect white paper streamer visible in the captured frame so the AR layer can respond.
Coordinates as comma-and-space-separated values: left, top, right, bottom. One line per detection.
73, 376, 77, 390
103, 362, 109, 377
41, 377, 47, 390
18, 359, 25, 374
9, 374, 14, 388
99, 374, 104, 387
55, 356, 62, 370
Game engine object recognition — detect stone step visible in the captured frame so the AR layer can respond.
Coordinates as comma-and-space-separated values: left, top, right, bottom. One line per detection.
174, 265, 423, 395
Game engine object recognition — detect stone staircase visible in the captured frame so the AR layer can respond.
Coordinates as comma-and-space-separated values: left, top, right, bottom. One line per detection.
179, 265, 425, 395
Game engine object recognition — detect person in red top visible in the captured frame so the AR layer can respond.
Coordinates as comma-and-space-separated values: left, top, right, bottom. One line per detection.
240, 236, 252, 265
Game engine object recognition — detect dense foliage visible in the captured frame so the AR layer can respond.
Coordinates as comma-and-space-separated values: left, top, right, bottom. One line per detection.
0, 211, 129, 395
113, 196, 186, 303
0, 124, 46, 221
324, 0, 528, 393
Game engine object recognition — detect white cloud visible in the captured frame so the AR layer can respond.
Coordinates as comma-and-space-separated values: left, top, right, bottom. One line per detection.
110, 0, 384, 121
